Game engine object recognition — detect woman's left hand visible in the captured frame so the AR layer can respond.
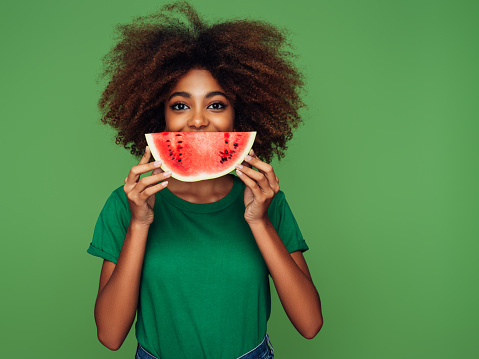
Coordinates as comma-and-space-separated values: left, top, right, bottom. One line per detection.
235, 149, 280, 225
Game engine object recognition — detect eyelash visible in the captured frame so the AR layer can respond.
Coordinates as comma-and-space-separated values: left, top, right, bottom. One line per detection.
208, 101, 227, 110
169, 102, 227, 111
170, 102, 187, 111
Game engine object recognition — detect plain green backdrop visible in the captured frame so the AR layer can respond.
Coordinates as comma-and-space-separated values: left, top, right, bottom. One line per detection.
1, 0, 478, 358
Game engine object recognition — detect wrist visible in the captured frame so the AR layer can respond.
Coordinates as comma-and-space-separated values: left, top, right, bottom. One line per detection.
246, 216, 271, 228
129, 220, 152, 232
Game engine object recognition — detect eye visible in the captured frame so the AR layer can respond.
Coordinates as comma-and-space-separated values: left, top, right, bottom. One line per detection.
170, 102, 189, 111
207, 102, 227, 110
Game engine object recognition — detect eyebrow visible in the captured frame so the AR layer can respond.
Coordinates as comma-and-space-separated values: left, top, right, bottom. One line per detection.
168, 91, 228, 101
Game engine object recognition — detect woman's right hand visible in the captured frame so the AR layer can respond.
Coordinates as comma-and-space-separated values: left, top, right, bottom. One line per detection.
123, 146, 171, 226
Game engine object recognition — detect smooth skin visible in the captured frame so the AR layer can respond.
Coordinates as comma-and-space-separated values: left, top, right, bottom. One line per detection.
93, 69, 322, 351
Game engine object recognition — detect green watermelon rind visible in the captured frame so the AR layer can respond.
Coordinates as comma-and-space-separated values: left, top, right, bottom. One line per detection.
145, 132, 256, 182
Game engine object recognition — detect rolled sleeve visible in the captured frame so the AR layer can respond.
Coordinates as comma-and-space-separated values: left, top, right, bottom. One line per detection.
268, 191, 309, 254
86, 187, 130, 264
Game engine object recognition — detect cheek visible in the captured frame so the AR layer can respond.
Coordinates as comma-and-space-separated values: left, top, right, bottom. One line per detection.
227, 107, 235, 123
164, 110, 181, 130
220, 110, 235, 130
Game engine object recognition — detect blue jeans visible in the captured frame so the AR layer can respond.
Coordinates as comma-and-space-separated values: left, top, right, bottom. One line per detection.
135, 333, 274, 359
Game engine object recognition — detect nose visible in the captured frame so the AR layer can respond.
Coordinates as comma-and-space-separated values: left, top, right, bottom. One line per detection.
188, 108, 209, 130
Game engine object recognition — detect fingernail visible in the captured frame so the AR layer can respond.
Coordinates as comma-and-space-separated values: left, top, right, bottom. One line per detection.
146, 146, 149, 152
249, 149, 254, 155
245, 155, 251, 161
154, 161, 161, 166
236, 170, 243, 176
235, 164, 243, 169
163, 171, 171, 176
161, 181, 168, 187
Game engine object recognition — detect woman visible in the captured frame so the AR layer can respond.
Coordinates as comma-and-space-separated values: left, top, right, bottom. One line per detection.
87, 2, 323, 358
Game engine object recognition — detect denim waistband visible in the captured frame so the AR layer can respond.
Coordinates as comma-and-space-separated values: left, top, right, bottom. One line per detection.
135, 333, 274, 359
236, 333, 274, 359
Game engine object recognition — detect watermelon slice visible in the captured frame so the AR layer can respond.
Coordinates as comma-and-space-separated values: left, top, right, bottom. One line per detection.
145, 132, 256, 182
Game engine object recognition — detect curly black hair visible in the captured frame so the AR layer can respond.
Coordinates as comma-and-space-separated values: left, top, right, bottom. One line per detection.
96, 0, 306, 163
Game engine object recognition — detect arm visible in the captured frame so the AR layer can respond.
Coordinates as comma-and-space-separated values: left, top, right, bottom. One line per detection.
93, 146, 170, 350
235, 150, 323, 339
249, 221, 323, 339
94, 223, 150, 350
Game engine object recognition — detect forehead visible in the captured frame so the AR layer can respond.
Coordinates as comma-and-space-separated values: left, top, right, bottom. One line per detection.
169, 69, 224, 93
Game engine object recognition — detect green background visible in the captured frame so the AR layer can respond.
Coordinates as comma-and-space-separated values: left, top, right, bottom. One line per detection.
1, 0, 478, 358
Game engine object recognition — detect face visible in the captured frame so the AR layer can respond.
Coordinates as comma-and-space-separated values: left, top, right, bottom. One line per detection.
164, 69, 235, 132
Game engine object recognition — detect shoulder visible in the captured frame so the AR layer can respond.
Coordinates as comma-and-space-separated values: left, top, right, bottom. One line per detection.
113, 185, 130, 207
270, 190, 287, 208
267, 190, 288, 223
100, 185, 130, 215
109, 185, 128, 204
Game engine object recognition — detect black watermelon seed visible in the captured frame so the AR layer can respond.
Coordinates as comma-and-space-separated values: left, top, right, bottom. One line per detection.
167, 145, 170, 147
176, 134, 181, 136
172, 157, 175, 160
169, 153, 173, 156
234, 143, 238, 146
178, 141, 183, 143
225, 150, 228, 154
179, 146, 183, 149
166, 140, 170, 142
225, 140, 228, 144
179, 153, 182, 156
178, 159, 181, 162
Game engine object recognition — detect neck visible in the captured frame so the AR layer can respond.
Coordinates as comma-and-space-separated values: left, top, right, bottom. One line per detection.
166, 174, 235, 204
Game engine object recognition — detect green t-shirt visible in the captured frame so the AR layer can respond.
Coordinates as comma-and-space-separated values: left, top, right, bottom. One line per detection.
87, 174, 308, 359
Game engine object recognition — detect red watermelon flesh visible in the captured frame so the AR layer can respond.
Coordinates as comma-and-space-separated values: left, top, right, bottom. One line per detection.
145, 132, 256, 182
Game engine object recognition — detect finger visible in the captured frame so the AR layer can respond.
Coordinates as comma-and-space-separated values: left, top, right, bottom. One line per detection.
243, 150, 279, 191
236, 164, 274, 197
129, 171, 171, 199
240, 158, 252, 169
236, 164, 266, 186
130, 152, 164, 182
152, 167, 165, 175
124, 159, 163, 193
236, 167, 266, 200
139, 146, 152, 165
129, 146, 154, 181
240, 161, 252, 169
141, 180, 169, 198
136, 146, 165, 176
